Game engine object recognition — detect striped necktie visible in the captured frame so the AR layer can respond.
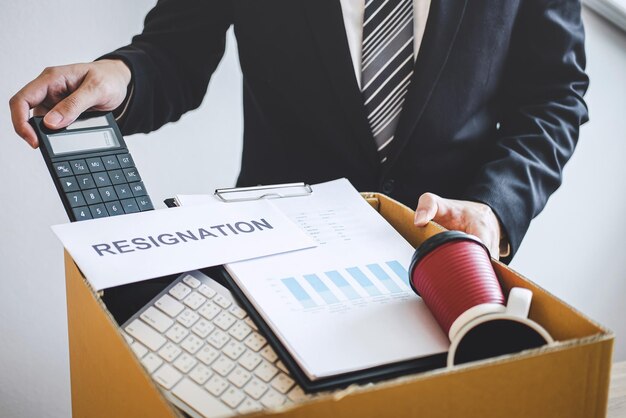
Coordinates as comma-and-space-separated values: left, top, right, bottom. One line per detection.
361, 0, 414, 163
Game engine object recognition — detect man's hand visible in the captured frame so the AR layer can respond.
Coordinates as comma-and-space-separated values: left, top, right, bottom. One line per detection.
9, 59, 131, 148
414, 192, 501, 259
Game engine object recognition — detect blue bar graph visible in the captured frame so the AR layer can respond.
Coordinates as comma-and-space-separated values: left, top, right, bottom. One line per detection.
346, 267, 382, 297
325, 271, 360, 300
367, 264, 402, 293
386, 260, 409, 284
281, 278, 317, 308
304, 274, 339, 304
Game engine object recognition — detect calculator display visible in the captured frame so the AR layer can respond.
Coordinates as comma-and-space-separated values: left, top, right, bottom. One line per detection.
48, 128, 120, 156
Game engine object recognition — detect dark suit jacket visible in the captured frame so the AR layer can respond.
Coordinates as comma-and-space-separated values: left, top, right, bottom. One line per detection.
104, 0, 589, 261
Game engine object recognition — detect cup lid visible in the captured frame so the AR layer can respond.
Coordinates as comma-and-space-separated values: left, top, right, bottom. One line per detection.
408, 230, 490, 296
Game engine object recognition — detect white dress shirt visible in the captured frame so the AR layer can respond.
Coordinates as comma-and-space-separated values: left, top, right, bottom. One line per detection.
338, 0, 431, 88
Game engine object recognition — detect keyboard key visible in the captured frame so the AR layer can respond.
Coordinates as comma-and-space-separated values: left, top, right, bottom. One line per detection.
287, 386, 308, 402
104, 201, 123, 216
98, 186, 118, 202
102, 155, 120, 170
173, 352, 197, 373
140, 306, 174, 333
275, 360, 289, 374
122, 333, 133, 345
199, 302, 221, 320
153, 363, 182, 390
182, 274, 201, 288
211, 355, 236, 377
207, 329, 230, 349
243, 377, 268, 400
214, 311, 237, 331
121, 198, 139, 214
189, 364, 213, 385
169, 283, 192, 300
129, 181, 148, 197
260, 345, 278, 363
227, 366, 252, 388
117, 153, 135, 168
238, 398, 262, 414
53, 162, 72, 177
238, 351, 262, 371
92, 172, 111, 187
114, 184, 132, 199
244, 332, 267, 352
213, 294, 232, 309
76, 174, 95, 190
72, 206, 92, 221
108, 169, 126, 185
177, 309, 200, 328
222, 340, 246, 360
181, 334, 204, 354
198, 284, 217, 299
183, 292, 207, 310
125, 319, 166, 351
123, 167, 141, 182
158, 342, 182, 362
173, 378, 231, 417
244, 317, 258, 331
204, 375, 229, 397
136, 196, 154, 211
191, 318, 215, 338
254, 360, 279, 382
82, 189, 102, 204
130, 341, 148, 358
228, 322, 253, 342
60, 176, 79, 192
260, 388, 285, 408
221, 386, 245, 408
165, 323, 189, 344
89, 203, 108, 219
86, 157, 105, 172
141, 353, 163, 374
229, 305, 248, 320
67, 191, 86, 208
70, 159, 88, 175
196, 345, 220, 366
155, 294, 184, 317
271, 373, 295, 394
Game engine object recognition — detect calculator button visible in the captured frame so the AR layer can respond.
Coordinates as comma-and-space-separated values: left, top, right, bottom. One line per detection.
66, 192, 86, 208
93, 172, 112, 187
137, 196, 154, 211
76, 174, 95, 190
89, 204, 108, 218
99, 186, 118, 202
70, 159, 88, 175
129, 181, 147, 197
60, 176, 79, 193
121, 198, 140, 214
114, 184, 132, 199
86, 157, 105, 172
105, 201, 124, 216
118, 153, 135, 168
82, 189, 102, 205
102, 156, 121, 170
108, 170, 126, 185
123, 168, 141, 182
72, 206, 92, 221
53, 162, 73, 177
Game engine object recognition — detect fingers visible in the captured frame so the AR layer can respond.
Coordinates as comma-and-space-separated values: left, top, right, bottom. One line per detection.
43, 83, 100, 129
9, 75, 52, 148
467, 219, 500, 260
414, 192, 444, 226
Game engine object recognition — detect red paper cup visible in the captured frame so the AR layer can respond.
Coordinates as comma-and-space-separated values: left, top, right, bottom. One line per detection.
409, 231, 505, 340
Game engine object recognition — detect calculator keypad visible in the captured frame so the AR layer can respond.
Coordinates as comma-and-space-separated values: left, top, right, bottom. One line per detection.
55, 153, 153, 221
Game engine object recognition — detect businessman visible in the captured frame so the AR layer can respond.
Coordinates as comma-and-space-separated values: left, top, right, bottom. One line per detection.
9, 0, 589, 262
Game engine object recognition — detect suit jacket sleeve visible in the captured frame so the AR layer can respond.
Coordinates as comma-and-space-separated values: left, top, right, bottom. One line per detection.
100, 0, 232, 135
461, 0, 589, 261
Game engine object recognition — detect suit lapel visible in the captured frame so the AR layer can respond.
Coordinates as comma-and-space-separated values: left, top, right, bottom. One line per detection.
302, 0, 380, 171
383, 1, 469, 173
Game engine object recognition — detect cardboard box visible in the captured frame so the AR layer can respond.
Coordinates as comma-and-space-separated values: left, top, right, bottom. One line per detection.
65, 193, 613, 418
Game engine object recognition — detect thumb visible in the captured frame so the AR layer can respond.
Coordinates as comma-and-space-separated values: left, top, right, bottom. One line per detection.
43, 85, 99, 129
414, 192, 441, 226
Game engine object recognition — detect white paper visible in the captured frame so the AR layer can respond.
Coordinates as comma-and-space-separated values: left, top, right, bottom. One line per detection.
52, 200, 315, 290
178, 179, 449, 380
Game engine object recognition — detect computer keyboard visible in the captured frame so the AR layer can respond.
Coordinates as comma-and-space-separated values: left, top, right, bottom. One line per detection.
121, 270, 309, 418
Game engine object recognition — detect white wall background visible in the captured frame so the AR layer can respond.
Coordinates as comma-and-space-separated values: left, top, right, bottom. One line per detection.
0, 2, 624, 417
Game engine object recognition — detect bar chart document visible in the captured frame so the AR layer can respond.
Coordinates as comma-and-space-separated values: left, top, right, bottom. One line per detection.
224, 179, 449, 380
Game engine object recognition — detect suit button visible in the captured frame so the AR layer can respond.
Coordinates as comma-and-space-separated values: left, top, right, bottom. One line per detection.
381, 180, 395, 194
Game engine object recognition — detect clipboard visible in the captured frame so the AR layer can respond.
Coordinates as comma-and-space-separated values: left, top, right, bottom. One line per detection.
168, 182, 447, 393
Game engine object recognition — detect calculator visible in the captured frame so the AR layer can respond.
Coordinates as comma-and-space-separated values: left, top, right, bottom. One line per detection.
30, 112, 154, 222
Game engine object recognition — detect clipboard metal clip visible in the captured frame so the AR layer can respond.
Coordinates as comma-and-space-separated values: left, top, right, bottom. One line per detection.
214, 182, 312, 203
